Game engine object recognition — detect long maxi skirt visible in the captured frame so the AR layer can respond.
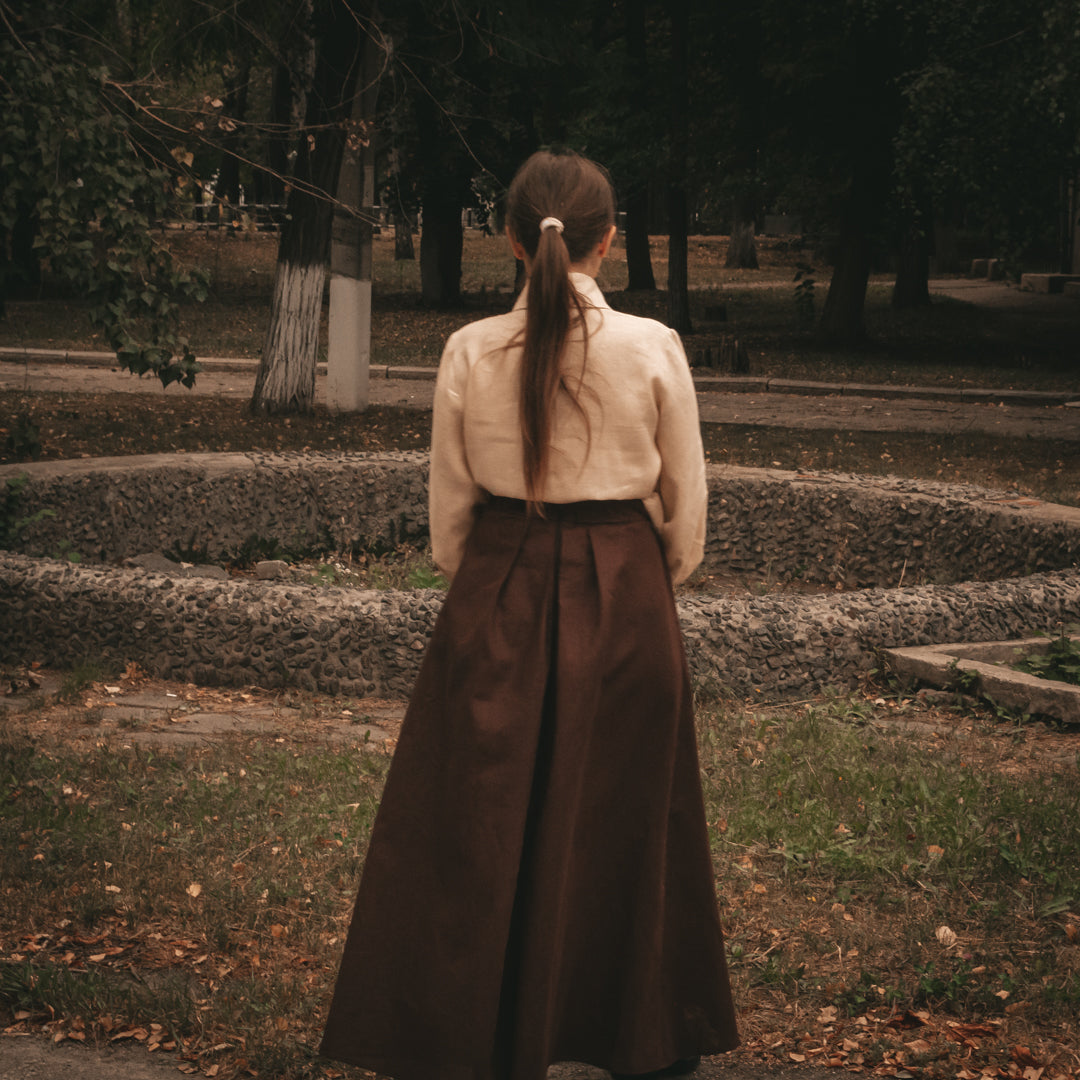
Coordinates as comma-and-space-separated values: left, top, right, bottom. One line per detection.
320, 498, 739, 1080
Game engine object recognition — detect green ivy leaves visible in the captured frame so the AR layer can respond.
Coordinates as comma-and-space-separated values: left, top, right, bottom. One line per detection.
1, 31, 208, 388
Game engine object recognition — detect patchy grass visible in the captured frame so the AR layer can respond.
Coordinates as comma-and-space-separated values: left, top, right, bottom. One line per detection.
255, 549, 448, 593
0, 728, 387, 1078
1, 678, 1078, 1078
697, 694, 1080, 1078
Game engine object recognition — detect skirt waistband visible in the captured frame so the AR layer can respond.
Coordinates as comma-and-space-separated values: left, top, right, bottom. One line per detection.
484, 496, 648, 525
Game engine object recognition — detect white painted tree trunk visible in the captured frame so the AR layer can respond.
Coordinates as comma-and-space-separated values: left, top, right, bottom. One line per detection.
251, 261, 325, 413
327, 32, 379, 412
248, 0, 369, 416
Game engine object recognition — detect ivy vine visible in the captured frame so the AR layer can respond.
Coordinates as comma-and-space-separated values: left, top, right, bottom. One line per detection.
0, 30, 208, 387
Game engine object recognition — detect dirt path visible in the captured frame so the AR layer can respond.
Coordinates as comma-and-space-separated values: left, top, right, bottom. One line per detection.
3, 277, 1078, 441
927, 277, 1080, 318
0, 360, 437, 411
0, 1035, 862, 1080
695, 388, 1080, 440
3, 359, 1078, 442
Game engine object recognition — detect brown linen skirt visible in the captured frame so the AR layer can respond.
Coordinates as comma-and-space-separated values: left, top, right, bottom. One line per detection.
320, 498, 738, 1080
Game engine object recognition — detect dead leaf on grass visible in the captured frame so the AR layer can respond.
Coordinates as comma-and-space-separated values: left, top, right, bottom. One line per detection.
935, 924, 958, 948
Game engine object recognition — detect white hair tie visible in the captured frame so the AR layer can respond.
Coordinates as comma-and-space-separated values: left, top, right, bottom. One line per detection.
539, 216, 564, 234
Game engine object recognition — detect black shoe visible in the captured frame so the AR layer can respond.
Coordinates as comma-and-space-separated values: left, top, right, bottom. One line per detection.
612, 1057, 701, 1080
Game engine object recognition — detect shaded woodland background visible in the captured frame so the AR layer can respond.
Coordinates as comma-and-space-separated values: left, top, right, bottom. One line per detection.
2, 0, 1078, 406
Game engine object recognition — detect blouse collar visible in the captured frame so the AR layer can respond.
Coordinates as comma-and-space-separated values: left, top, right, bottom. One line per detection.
512, 271, 611, 312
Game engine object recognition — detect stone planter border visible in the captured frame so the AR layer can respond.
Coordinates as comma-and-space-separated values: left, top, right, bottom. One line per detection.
3, 452, 1079, 701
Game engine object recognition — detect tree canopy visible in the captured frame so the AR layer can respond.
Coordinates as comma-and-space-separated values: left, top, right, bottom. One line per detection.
3, 0, 1076, 393
1, 0, 209, 385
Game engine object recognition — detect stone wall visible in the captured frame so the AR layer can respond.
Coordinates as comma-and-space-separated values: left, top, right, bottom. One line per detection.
3, 452, 1080, 700
0, 452, 430, 564
4, 453, 1079, 586
2, 552, 1078, 700
0, 553, 437, 698
678, 571, 1080, 697
708, 472, 1080, 588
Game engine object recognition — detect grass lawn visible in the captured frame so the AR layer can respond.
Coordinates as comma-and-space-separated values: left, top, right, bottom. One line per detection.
1, 675, 1078, 1079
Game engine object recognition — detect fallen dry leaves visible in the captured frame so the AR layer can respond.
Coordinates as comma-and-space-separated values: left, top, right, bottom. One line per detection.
3, 671, 1079, 1079
737, 1006, 1076, 1079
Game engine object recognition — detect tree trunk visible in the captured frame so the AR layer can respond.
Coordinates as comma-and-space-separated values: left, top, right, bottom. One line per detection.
1072, 176, 1080, 275
725, 187, 760, 270
625, 188, 656, 290
623, 0, 656, 291
252, 260, 326, 412
393, 206, 416, 260
262, 0, 315, 205
383, 36, 416, 263
719, 2, 763, 273
420, 202, 463, 306
933, 215, 959, 274
666, 0, 692, 335
667, 187, 692, 334
251, 0, 364, 415
893, 221, 931, 308
725, 215, 759, 269
818, 221, 872, 344
262, 60, 292, 203
415, 91, 465, 306
1, 204, 41, 311
217, 54, 252, 210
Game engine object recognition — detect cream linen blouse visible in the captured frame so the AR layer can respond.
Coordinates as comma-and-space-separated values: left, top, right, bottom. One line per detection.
429, 272, 708, 585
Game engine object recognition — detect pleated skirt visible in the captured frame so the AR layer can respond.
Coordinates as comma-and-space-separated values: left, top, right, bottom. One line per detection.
320, 498, 739, 1080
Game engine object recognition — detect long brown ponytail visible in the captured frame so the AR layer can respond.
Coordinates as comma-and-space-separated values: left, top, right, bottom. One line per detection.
505, 151, 616, 505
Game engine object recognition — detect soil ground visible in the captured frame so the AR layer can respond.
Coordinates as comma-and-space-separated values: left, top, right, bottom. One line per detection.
0, 1034, 859, 1080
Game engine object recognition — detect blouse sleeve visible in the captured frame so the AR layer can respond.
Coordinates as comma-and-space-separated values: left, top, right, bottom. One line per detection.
654, 328, 708, 585
429, 333, 484, 581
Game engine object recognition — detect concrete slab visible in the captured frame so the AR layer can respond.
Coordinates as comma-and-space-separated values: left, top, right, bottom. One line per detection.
0, 672, 64, 711
21, 348, 69, 360
109, 705, 170, 723
841, 382, 965, 402
885, 635, 1080, 723
765, 378, 840, 396
67, 350, 115, 364
960, 388, 1074, 406
692, 376, 769, 394
1019, 273, 1080, 294
106, 691, 186, 709
391, 365, 438, 380
116, 711, 394, 748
